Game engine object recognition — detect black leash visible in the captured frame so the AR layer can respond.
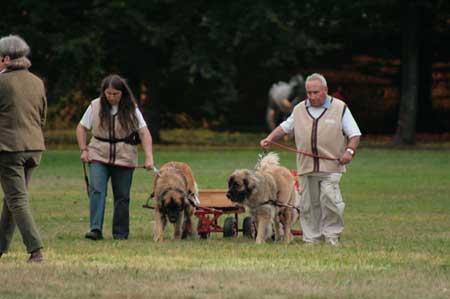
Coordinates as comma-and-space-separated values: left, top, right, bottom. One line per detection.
82, 162, 90, 197
82, 161, 159, 203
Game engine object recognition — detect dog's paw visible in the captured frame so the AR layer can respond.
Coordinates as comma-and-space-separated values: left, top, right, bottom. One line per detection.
255, 237, 265, 244
284, 234, 293, 244
153, 235, 164, 242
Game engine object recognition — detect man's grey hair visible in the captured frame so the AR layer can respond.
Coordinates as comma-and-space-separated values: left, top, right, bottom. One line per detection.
305, 73, 327, 87
0, 35, 31, 69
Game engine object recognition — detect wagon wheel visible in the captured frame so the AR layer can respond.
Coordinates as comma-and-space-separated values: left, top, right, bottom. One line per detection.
242, 216, 256, 239
223, 217, 238, 238
197, 219, 210, 239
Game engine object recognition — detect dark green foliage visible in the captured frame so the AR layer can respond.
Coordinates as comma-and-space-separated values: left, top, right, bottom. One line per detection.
1, 1, 447, 132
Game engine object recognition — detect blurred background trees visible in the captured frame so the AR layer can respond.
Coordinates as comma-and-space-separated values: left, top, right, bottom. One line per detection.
1, 0, 449, 144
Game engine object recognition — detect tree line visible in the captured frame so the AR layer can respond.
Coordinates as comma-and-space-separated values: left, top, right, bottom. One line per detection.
2, 0, 449, 144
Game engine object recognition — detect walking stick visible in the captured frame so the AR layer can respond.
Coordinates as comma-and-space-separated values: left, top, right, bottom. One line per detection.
82, 162, 90, 197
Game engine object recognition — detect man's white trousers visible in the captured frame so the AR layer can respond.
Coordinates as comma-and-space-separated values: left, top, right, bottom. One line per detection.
299, 172, 345, 243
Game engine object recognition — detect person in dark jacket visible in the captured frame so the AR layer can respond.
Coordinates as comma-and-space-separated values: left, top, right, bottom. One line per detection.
0, 35, 47, 262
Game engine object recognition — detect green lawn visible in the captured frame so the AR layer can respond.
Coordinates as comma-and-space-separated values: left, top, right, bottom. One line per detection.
1, 147, 450, 299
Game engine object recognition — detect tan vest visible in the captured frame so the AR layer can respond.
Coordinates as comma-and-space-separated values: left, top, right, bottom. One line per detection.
293, 98, 347, 175
88, 99, 138, 167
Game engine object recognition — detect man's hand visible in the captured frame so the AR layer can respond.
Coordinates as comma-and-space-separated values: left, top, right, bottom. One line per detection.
339, 151, 353, 165
340, 137, 360, 165
260, 138, 271, 150
260, 126, 286, 150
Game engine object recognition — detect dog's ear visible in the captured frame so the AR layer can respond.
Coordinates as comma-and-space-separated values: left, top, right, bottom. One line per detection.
187, 189, 200, 206
243, 178, 249, 188
158, 196, 166, 211
243, 175, 254, 195
160, 189, 169, 198
228, 176, 234, 188
186, 189, 194, 201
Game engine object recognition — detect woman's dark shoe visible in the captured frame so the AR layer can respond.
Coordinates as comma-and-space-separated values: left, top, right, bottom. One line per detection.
85, 230, 103, 240
28, 250, 44, 263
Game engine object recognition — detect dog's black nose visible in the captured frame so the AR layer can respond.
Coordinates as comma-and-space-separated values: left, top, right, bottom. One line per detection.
226, 191, 232, 199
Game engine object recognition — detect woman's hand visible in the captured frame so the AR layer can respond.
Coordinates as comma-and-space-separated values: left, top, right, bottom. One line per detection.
76, 124, 90, 163
138, 127, 155, 171
144, 156, 154, 170
80, 149, 89, 162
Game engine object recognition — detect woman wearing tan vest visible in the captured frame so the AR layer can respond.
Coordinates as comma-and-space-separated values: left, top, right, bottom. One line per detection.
0, 35, 46, 262
76, 74, 154, 240
261, 73, 361, 246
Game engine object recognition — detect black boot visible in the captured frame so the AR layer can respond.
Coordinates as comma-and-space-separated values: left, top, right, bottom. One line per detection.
85, 230, 103, 240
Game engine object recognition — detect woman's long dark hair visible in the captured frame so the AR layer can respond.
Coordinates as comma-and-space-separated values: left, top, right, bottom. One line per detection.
99, 74, 138, 132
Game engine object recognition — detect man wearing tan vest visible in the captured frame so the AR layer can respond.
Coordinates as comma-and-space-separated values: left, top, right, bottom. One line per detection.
261, 73, 361, 246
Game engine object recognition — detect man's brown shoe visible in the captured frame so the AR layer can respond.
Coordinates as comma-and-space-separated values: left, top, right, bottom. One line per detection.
28, 250, 44, 263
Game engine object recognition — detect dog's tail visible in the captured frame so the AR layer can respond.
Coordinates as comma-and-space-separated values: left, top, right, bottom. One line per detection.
257, 152, 280, 170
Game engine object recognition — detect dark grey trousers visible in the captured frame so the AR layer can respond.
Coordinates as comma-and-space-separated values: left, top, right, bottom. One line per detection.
0, 151, 43, 254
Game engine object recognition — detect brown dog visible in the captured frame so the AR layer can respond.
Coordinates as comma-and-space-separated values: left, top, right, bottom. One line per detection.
153, 162, 200, 242
227, 152, 299, 244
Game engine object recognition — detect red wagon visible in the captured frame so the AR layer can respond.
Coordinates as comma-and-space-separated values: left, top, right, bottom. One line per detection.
196, 187, 302, 239
196, 189, 255, 239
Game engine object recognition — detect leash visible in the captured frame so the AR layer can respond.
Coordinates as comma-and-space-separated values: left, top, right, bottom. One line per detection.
82, 161, 160, 203
86, 159, 160, 173
273, 201, 301, 214
255, 198, 300, 213
151, 165, 160, 176
82, 162, 90, 197
266, 140, 339, 161
142, 188, 199, 210
142, 193, 155, 209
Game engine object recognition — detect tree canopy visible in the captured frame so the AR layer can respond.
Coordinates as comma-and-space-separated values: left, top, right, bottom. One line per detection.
2, 1, 449, 140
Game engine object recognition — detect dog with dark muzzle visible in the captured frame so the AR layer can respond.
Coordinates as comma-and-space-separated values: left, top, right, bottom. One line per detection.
227, 152, 299, 244
153, 162, 200, 242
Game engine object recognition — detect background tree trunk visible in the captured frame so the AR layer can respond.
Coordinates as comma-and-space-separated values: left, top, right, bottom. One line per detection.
140, 80, 161, 144
394, 0, 432, 145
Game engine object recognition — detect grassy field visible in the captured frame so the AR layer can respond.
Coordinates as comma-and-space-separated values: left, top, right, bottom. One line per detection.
1, 147, 450, 299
